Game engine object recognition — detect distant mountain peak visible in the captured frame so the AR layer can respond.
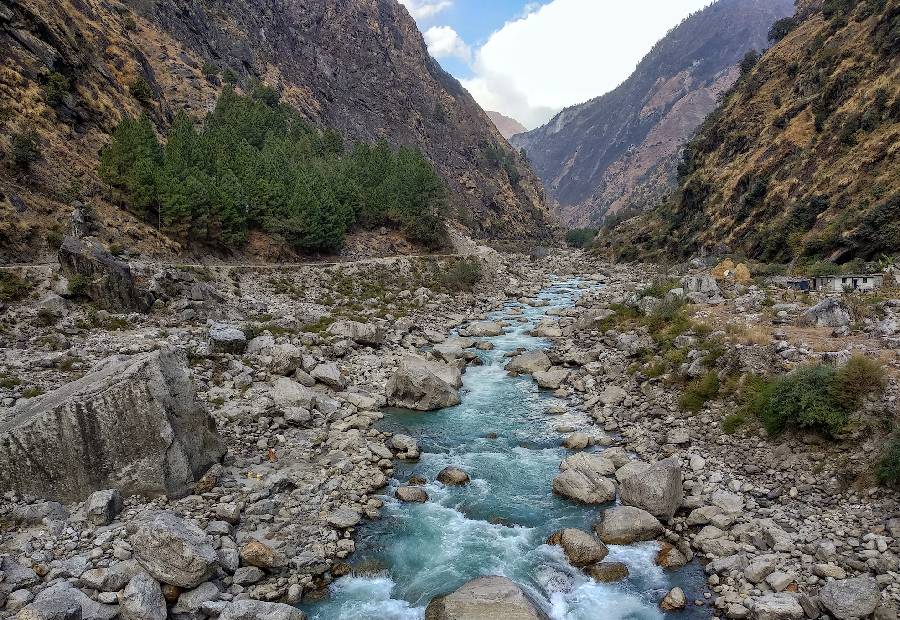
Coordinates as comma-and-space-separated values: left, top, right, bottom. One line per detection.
486, 111, 528, 140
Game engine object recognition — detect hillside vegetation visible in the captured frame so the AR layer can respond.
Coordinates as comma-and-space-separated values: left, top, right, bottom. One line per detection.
598, 0, 900, 263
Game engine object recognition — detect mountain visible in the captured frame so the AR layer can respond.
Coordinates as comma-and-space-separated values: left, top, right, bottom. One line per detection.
512, 0, 795, 227
598, 0, 899, 263
0, 0, 552, 262
487, 111, 527, 140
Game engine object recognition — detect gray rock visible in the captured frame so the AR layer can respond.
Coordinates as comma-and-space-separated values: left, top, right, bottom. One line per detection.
506, 351, 551, 375
326, 320, 383, 346
799, 298, 851, 328
533, 368, 569, 389
311, 363, 346, 389
0, 556, 39, 597
616, 457, 683, 519
120, 573, 166, 620
386, 354, 462, 411
466, 321, 504, 337
271, 378, 316, 409
395, 486, 428, 503
131, 511, 219, 588
424, 576, 549, 620
209, 323, 247, 354
85, 489, 123, 526
232, 566, 265, 586
598, 385, 627, 406
552, 453, 616, 504
0, 348, 224, 502
326, 508, 361, 529
546, 528, 608, 567
19, 582, 117, 620
593, 506, 663, 544
819, 576, 880, 619
437, 467, 470, 485
172, 582, 220, 616
218, 600, 306, 620
748, 594, 804, 620
58, 235, 153, 312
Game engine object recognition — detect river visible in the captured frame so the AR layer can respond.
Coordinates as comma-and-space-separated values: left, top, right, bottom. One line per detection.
305, 277, 707, 619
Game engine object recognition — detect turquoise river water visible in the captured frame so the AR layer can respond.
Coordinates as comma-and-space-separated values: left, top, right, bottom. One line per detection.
305, 278, 708, 620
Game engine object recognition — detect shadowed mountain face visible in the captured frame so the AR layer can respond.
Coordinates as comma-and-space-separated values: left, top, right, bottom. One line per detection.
512, 0, 795, 227
0, 0, 552, 261
487, 111, 527, 140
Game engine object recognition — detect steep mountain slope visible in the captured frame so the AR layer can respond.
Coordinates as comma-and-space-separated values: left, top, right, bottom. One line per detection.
486, 111, 527, 140
598, 0, 899, 263
512, 0, 795, 227
0, 0, 551, 262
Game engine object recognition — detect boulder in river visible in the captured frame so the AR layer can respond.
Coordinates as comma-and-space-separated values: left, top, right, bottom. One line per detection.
506, 351, 551, 375
386, 354, 462, 411
466, 321, 505, 337
587, 562, 629, 583
437, 467, 470, 485
552, 453, 616, 504
0, 347, 225, 502
533, 368, 569, 389
395, 486, 429, 503
593, 506, 664, 545
546, 529, 608, 567
616, 457, 683, 519
424, 575, 550, 620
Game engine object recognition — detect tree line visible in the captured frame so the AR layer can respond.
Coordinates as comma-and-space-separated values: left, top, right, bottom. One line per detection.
99, 87, 448, 253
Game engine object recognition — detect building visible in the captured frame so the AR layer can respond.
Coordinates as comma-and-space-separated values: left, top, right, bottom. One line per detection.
810, 273, 884, 293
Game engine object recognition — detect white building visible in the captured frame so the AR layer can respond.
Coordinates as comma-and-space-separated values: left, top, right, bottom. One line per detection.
810, 273, 884, 293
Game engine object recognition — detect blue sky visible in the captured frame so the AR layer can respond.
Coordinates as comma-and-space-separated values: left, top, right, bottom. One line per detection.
400, 0, 713, 129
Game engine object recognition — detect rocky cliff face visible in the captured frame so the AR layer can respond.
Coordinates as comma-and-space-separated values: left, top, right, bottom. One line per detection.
487, 111, 527, 140
0, 0, 551, 262
599, 0, 899, 263
512, 0, 795, 227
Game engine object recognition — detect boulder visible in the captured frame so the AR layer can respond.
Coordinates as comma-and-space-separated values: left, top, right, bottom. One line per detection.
326, 320, 383, 346
386, 354, 462, 411
533, 368, 569, 389
506, 351, 551, 375
326, 508, 361, 529
819, 576, 880, 619
599, 385, 627, 406
562, 432, 590, 450
799, 298, 852, 328
681, 275, 721, 296
271, 378, 316, 408
616, 457, 683, 519
85, 489, 123, 526
121, 573, 166, 620
748, 594, 805, 620
546, 529, 608, 567
660, 587, 686, 611
131, 511, 219, 588
17, 581, 117, 620
240, 540, 282, 569
552, 453, 616, 504
466, 321, 504, 337
593, 506, 664, 545
432, 343, 464, 363
587, 562, 629, 583
437, 467, 470, 485
0, 348, 224, 502
208, 323, 247, 354
219, 600, 306, 620
424, 576, 549, 620
58, 235, 154, 312
395, 486, 428, 503
311, 363, 346, 389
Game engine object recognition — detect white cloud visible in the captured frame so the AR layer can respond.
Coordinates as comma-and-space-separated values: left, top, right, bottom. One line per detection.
423, 26, 472, 62
461, 0, 712, 129
399, 0, 453, 21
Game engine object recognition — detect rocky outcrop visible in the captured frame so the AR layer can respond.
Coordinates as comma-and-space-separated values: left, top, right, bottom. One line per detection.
486, 111, 527, 140
386, 354, 462, 411
0, 347, 224, 501
424, 576, 550, 620
512, 0, 794, 226
58, 236, 154, 313
800, 298, 852, 328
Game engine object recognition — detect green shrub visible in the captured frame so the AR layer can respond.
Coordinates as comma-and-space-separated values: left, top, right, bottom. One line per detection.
680, 372, 720, 412
68, 274, 90, 297
201, 62, 218, 77
10, 132, 40, 169
43, 72, 71, 106
768, 17, 799, 43
876, 437, 900, 487
638, 277, 678, 299
759, 365, 846, 435
832, 354, 888, 410
565, 228, 598, 248
0, 271, 31, 302
439, 258, 482, 292
722, 413, 748, 434
739, 50, 761, 75
129, 78, 153, 105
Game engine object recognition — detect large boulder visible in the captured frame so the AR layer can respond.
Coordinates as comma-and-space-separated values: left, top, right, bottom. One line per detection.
819, 576, 880, 619
552, 453, 616, 504
616, 457, 683, 519
506, 351, 551, 375
424, 576, 549, 620
386, 354, 462, 411
219, 600, 306, 620
120, 572, 166, 620
593, 506, 664, 545
208, 323, 247, 354
131, 511, 219, 588
800, 298, 852, 328
546, 529, 608, 567
748, 594, 805, 620
466, 321, 505, 337
17, 581, 117, 620
326, 320, 383, 345
58, 235, 154, 312
0, 348, 224, 502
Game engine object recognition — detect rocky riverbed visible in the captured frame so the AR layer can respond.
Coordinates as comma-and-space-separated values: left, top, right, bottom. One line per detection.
0, 238, 898, 619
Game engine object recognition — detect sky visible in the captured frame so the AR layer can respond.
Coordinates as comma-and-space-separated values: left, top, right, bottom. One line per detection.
399, 0, 713, 130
